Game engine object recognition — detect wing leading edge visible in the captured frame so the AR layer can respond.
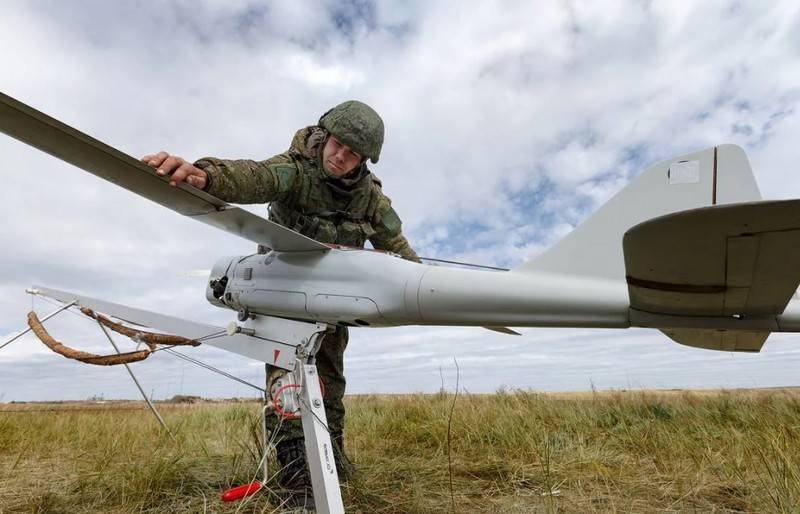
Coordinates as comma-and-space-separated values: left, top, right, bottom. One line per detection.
0, 91, 327, 252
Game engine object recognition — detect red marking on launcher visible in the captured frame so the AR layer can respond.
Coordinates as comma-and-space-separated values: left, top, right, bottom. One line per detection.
273, 349, 280, 364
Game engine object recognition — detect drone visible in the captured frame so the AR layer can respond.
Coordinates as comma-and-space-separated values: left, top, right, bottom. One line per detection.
2, 91, 799, 513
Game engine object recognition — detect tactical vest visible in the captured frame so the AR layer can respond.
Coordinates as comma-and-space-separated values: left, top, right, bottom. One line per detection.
268, 130, 380, 247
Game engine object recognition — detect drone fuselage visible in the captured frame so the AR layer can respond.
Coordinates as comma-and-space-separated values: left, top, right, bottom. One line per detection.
207, 245, 800, 340
207, 248, 630, 329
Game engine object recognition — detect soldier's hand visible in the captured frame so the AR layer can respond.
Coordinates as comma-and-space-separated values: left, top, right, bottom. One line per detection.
141, 151, 208, 189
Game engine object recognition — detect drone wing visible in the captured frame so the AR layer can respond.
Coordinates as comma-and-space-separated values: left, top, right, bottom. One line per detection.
0, 92, 327, 253
624, 199, 800, 351
30, 285, 302, 368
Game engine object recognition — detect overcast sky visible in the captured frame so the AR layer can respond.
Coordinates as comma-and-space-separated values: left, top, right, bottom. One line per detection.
2, 1, 800, 401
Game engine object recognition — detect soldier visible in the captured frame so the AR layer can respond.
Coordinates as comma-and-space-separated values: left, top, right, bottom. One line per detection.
142, 101, 419, 511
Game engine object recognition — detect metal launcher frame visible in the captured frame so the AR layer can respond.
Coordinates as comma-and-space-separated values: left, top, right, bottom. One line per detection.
255, 319, 345, 514
10, 288, 345, 514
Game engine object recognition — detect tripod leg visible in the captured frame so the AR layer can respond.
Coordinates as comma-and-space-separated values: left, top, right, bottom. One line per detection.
296, 362, 344, 514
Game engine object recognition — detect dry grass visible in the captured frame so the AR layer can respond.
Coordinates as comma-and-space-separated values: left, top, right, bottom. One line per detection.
1, 389, 799, 513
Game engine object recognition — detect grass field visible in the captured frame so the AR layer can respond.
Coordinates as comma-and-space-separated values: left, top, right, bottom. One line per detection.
1, 389, 799, 513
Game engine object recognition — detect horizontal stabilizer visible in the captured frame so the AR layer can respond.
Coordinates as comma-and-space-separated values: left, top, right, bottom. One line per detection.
624, 200, 800, 317
0, 92, 327, 253
29, 286, 300, 368
662, 328, 768, 353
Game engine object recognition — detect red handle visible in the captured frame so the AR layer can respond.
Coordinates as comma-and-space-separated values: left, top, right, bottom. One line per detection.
221, 481, 262, 502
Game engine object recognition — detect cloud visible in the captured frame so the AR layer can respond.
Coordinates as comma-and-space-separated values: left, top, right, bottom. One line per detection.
2, 1, 800, 400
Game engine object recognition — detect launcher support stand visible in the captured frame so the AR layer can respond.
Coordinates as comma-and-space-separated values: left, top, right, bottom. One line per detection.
257, 320, 344, 514
296, 360, 344, 514
21, 286, 346, 512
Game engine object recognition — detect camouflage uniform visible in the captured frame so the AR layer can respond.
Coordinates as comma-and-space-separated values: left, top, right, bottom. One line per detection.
194, 125, 418, 446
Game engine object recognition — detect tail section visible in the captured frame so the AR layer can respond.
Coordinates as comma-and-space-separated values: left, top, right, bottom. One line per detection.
662, 328, 768, 353
516, 144, 761, 280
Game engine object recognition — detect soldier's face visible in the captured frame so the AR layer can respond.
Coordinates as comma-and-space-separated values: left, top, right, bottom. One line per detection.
323, 136, 362, 177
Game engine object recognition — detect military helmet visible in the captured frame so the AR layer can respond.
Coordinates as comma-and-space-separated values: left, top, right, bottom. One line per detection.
319, 100, 384, 164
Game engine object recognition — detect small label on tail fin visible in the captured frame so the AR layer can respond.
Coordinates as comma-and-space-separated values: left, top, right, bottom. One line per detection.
669, 160, 700, 184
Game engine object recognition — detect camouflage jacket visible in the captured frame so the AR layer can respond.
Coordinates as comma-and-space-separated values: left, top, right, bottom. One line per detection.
194, 126, 419, 262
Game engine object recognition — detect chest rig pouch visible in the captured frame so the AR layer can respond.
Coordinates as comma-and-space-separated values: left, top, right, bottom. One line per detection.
268, 162, 378, 247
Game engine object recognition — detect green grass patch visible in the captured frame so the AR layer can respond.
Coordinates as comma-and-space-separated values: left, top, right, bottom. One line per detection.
0, 389, 798, 513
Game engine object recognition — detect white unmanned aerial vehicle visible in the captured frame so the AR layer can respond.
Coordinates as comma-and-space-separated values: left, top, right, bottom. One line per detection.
2, 92, 799, 513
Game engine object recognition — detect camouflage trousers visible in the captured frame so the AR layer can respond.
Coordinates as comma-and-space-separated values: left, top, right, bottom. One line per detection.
267, 325, 349, 444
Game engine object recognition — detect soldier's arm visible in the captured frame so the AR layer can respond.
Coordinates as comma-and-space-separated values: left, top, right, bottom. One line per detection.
141, 151, 300, 204
369, 192, 421, 263
193, 155, 299, 204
